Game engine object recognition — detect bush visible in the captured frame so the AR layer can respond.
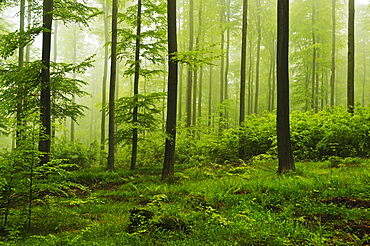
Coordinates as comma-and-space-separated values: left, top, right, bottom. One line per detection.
52, 137, 99, 168
176, 106, 370, 164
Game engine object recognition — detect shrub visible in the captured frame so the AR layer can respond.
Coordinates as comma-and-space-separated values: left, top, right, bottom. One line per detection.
176, 106, 370, 165
52, 137, 99, 168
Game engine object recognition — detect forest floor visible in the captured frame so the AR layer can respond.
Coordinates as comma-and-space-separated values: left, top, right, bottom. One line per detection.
3, 157, 370, 245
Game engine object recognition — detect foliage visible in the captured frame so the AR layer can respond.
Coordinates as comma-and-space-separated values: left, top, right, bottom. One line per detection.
114, 92, 166, 146
0, 56, 93, 125
52, 137, 100, 168
2, 160, 370, 245
0, 129, 89, 237
175, 106, 370, 165
171, 43, 224, 70
117, 0, 167, 75
54, 0, 102, 26
0, 25, 43, 59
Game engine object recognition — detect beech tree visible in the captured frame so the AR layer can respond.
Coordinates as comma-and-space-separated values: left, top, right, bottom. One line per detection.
239, 0, 248, 158
162, 0, 178, 180
108, 0, 118, 171
347, 0, 355, 114
39, 0, 53, 164
276, 0, 295, 173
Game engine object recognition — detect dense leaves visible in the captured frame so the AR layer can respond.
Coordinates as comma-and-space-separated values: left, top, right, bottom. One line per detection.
176, 106, 370, 164
114, 92, 166, 145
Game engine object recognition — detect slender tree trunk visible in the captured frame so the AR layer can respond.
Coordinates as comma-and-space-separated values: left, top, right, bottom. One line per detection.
198, 67, 203, 119
330, 0, 336, 106
311, 4, 317, 112
186, 0, 194, 127
219, 0, 225, 119
192, 0, 203, 126
239, 0, 248, 158
362, 51, 366, 106
130, 0, 142, 170
277, 0, 295, 173
178, 63, 183, 121
192, 69, 197, 126
39, 0, 53, 164
101, 0, 110, 165
16, 0, 25, 148
25, 0, 32, 62
162, 0, 178, 180
271, 48, 276, 111
224, 0, 230, 123
197, 4, 204, 121
315, 43, 319, 113
51, 20, 58, 141
70, 25, 77, 142
347, 0, 355, 114
267, 50, 273, 111
247, 36, 253, 115
108, 0, 118, 171
208, 65, 213, 127
254, 0, 261, 114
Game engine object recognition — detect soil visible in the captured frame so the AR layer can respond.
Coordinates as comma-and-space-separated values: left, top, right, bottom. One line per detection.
322, 196, 370, 209
303, 197, 370, 245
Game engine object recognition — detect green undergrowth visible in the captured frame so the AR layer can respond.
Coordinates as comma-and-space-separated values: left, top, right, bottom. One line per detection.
3, 158, 370, 245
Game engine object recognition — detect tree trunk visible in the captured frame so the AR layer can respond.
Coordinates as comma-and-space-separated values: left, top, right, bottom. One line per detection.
70, 25, 77, 142
311, 4, 317, 112
178, 63, 183, 121
219, 0, 225, 120
277, 0, 295, 173
51, 20, 58, 141
330, 0, 336, 107
347, 0, 355, 114
271, 48, 276, 111
192, 69, 197, 126
224, 0, 230, 124
16, 0, 25, 148
25, 0, 32, 62
108, 0, 118, 171
39, 0, 53, 165
247, 36, 253, 115
208, 65, 213, 127
239, 0, 248, 158
254, 0, 261, 114
130, 0, 142, 170
267, 50, 273, 111
101, 0, 109, 165
186, 0, 194, 127
362, 51, 366, 106
162, 0, 178, 180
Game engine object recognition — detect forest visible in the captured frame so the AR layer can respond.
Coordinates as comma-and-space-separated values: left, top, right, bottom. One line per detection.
0, 0, 370, 245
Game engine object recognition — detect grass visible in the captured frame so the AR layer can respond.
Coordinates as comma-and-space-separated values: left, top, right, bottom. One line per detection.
2, 157, 370, 245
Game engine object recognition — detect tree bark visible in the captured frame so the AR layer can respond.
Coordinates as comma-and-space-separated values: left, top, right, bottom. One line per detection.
16, 0, 25, 148
347, 0, 355, 114
108, 0, 118, 171
70, 25, 77, 142
330, 0, 336, 107
277, 0, 295, 173
362, 51, 366, 106
101, 0, 110, 165
186, 0, 194, 127
254, 0, 261, 114
219, 0, 225, 120
311, 4, 317, 112
39, 0, 53, 165
131, 0, 142, 170
239, 0, 248, 158
208, 65, 213, 127
162, 0, 178, 180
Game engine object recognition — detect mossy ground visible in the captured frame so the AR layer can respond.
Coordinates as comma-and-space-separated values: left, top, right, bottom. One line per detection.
3, 158, 370, 245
